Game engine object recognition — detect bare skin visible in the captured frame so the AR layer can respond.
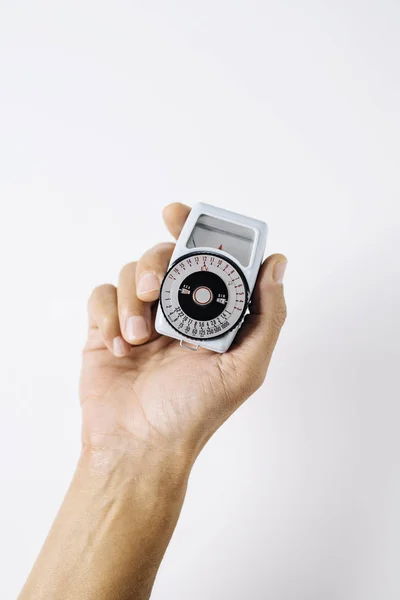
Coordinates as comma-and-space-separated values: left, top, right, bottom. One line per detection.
19, 203, 287, 600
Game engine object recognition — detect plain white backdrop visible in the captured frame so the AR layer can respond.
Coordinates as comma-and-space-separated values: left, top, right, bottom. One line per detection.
1, 2, 399, 598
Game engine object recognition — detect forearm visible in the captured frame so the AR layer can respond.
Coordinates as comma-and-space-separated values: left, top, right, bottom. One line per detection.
19, 445, 190, 600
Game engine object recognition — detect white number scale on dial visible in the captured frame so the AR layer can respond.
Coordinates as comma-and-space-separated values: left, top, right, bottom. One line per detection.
159, 252, 249, 340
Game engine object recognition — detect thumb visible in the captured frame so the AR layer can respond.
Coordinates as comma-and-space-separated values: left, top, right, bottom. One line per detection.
229, 253, 288, 384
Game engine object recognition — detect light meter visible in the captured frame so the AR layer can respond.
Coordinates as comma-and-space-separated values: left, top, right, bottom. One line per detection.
155, 203, 267, 353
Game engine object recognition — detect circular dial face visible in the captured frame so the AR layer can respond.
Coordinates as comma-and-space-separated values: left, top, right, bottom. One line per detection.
160, 251, 249, 341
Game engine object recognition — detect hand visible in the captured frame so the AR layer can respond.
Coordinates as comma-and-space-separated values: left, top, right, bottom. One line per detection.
80, 203, 287, 467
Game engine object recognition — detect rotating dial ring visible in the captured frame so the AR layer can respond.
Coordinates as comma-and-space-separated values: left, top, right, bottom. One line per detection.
159, 251, 249, 341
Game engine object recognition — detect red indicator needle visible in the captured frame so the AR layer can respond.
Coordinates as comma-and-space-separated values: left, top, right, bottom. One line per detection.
218, 244, 223, 250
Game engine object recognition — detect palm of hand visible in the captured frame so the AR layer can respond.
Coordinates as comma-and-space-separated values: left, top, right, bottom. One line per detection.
79, 326, 247, 456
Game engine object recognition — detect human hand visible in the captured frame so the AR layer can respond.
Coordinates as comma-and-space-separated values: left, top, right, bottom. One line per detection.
80, 203, 287, 468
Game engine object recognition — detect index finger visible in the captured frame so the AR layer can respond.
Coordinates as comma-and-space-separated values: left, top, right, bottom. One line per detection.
162, 203, 191, 239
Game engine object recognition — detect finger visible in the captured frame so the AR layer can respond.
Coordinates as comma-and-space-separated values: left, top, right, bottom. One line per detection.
229, 254, 288, 378
163, 202, 191, 239
136, 242, 175, 302
118, 262, 152, 345
87, 284, 131, 357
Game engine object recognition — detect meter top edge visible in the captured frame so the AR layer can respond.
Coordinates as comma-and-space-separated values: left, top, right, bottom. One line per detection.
188, 203, 268, 235
170, 202, 268, 274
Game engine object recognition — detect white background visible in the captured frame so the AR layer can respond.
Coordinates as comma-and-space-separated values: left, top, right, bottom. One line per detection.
1, 2, 399, 598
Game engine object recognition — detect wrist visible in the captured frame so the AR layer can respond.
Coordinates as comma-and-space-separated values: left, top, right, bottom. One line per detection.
79, 440, 192, 499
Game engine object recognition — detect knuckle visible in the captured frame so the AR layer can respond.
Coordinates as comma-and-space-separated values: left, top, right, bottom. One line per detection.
151, 241, 175, 254
119, 261, 137, 279
144, 243, 175, 270
88, 283, 115, 306
141, 242, 174, 264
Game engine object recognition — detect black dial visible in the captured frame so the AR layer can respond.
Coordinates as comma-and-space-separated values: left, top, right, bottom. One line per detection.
159, 251, 249, 341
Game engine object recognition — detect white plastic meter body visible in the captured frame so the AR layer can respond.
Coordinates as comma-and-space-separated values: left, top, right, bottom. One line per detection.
155, 203, 268, 353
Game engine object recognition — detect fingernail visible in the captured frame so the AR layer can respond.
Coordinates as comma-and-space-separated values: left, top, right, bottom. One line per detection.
137, 272, 160, 296
112, 336, 129, 357
125, 315, 149, 341
273, 261, 287, 283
